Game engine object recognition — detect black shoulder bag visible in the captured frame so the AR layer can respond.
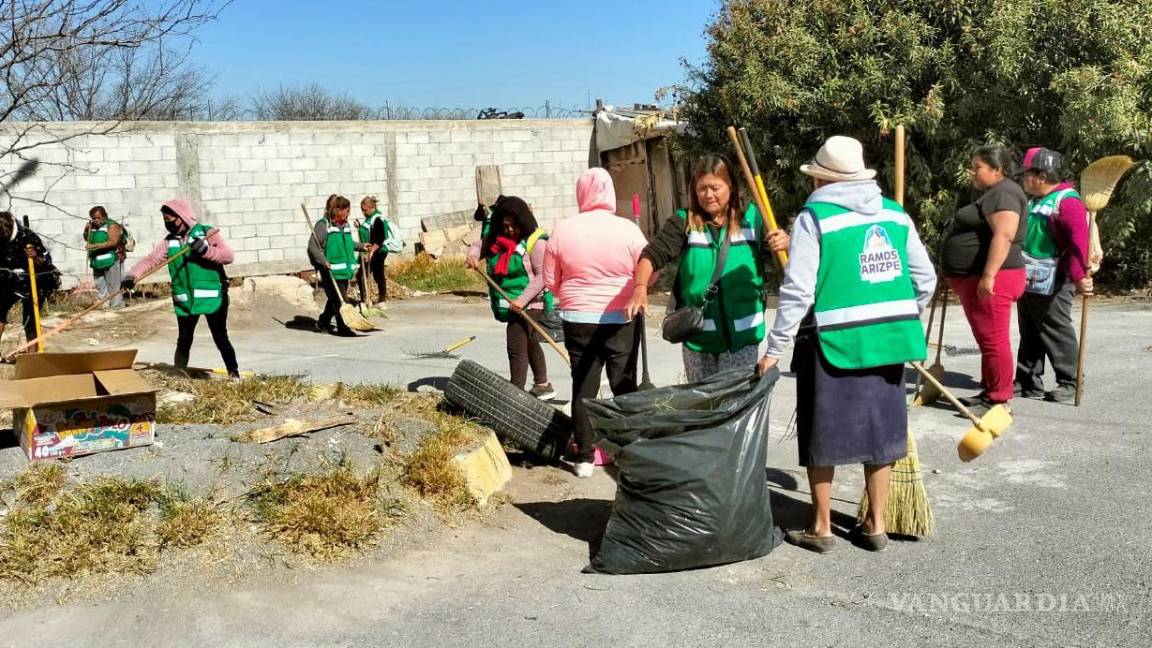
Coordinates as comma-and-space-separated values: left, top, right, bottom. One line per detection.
660, 227, 731, 344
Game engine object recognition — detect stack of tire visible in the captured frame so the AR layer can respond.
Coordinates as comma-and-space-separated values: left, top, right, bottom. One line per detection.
445, 360, 572, 462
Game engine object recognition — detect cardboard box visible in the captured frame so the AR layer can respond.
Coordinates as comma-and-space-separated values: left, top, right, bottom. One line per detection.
0, 350, 157, 461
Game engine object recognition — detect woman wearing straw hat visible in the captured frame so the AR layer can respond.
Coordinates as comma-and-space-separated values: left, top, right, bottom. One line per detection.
757, 136, 936, 553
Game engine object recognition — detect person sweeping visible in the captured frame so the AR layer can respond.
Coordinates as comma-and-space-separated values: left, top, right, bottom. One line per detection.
466, 196, 556, 400
307, 195, 366, 336
122, 199, 240, 380
757, 136, 936, 553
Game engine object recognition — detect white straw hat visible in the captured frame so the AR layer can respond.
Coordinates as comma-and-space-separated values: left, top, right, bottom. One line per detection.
800, 136, 876, 182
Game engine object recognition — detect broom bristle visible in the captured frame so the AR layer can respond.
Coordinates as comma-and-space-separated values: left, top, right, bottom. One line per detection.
341, 304, 377, 331
858, 432, 935, 537
1080, 155, 1135, 212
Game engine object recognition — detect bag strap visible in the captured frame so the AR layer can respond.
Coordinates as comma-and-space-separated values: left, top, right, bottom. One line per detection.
702, 225, 732, 305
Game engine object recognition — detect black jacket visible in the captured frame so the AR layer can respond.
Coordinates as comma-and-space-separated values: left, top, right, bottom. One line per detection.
1, 224, 59, 296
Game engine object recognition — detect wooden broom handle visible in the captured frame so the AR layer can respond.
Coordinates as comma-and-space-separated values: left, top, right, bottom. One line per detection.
911, 361, 984, 429
300, 203, 349, 306
473, 267, 570, 367
1074, 211, 1096, 406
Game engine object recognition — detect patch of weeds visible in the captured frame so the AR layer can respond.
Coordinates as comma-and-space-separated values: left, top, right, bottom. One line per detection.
398, 396, 485, 510
156, 374, 310, 424
248, 462, 397, 560
0, 477, 161, 584
387, 254, 484, 294
342, 383, 403, 408
156, 488, 222, 550
9, 462, 67, 506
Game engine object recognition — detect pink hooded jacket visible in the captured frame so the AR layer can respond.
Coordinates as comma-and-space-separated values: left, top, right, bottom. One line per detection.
543, 168, 647, 323
126, 198, 234, 280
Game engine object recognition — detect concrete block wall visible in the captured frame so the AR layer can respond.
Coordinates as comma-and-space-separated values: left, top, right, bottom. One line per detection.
0, 119, 594, 287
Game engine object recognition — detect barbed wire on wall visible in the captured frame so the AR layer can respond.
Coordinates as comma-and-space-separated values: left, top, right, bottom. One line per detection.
212, 104, 593, 122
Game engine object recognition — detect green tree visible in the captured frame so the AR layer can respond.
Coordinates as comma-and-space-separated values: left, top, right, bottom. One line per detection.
681, 0, 1152, 288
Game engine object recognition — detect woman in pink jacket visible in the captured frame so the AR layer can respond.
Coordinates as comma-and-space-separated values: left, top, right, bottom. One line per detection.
122, 198, 240, 379
543, 168, 648, 477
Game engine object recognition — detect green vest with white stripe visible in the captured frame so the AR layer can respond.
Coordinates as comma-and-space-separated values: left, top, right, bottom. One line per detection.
87, 221, 118, 270
675, 204, 766, 354
358, 210, 384, 244
322, 218, 357, 280
1023, 188, 1079, 259
167, 223, 224, 317
808, 199, 926, 370
486, 230, 554, 322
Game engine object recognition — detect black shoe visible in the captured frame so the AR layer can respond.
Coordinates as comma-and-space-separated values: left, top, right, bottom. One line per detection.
958, 392, 989, 408
962, 395, 1010, 419
316, 318, 333, 333
1014, 383, 1045, 399
1045, 383, 1076, 403
331, 327, 358, 337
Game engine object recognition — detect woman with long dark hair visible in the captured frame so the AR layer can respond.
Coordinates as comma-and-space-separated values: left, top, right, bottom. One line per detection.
942, 145, 1028, 414
627, 154, 789, 381
467, 196, 555, 399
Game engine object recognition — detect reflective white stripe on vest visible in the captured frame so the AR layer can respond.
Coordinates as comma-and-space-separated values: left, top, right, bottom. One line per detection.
701, 319, 717, 332
193, 289, 219, 299
730, 228, 757, 243
329, 263, 348, 270
328, 226, 348, 234
498, 299, 509, 309
687, 231, 710, 246
815, 300, 919, 327
734, 311, 764, 332
173, 293, 189, 302
94, 252, 114, 261
168, 240, 181, 249
817, 210, 907, 235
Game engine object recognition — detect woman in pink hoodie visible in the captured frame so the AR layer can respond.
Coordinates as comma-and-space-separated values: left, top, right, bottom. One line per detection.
123, 198, 240, 379
543, 168, 648, 477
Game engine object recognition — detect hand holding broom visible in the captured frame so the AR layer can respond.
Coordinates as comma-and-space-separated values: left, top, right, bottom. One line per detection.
299, 203, 376, 333
473, 266, 570, 366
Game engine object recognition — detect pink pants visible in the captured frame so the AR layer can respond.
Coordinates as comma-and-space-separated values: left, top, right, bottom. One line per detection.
949, 269, 1026, 402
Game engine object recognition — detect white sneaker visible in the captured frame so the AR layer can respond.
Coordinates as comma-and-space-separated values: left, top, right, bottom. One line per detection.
574, 462, 594, 478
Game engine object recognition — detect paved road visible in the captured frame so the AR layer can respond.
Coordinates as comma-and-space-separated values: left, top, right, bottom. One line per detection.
3, 296, 1150, 647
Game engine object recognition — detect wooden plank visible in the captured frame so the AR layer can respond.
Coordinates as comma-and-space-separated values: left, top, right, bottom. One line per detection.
234, 414, 357, 444
475, 165, 503, 206
420, 209, 473, 233
603, 141, 649, 225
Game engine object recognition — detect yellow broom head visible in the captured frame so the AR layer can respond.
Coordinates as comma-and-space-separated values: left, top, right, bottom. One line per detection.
341, 304, 377, 332
858, 432, 935, 537
1080, 155, 1135, 212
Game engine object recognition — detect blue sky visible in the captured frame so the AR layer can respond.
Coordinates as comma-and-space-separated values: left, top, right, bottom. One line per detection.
192, 1, 715, 112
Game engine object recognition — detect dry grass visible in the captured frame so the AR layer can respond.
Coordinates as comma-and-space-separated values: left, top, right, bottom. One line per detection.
156, 489, 223, 550
0, 477, 162, 584
154, 373, 310, 424
8, 462, 67, 506
387, 254, 484, 294
397, 396, 485, 510
248, 463, 402, 560
341, 383, 404, 408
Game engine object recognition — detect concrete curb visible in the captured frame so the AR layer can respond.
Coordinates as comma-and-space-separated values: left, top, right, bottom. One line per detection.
454, 431, 512, 506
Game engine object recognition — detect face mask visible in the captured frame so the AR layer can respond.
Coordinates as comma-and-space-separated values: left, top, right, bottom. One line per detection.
164, 220, 181, 235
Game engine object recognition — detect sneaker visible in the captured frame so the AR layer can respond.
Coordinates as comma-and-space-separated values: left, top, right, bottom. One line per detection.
1045, 383, 1076, 403
958, 392, 989, 408
574, 462, 594, 478
529, 382, 557, 401
1014, 383, 1045, 399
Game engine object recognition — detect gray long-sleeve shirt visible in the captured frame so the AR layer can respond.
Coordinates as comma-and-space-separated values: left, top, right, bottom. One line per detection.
765, 180, 937, 358
307, 219, 364, 267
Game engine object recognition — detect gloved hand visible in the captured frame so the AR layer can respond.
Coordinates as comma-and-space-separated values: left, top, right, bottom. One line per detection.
189, 237, 210, 257
120, 277, 135, 291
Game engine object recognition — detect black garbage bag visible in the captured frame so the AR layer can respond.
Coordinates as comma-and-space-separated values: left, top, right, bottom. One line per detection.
583, 367, 783, 575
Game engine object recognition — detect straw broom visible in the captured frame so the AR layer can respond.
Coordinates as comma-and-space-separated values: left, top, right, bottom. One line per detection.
1074, 155, 1134, 406
857, 124, 934, 537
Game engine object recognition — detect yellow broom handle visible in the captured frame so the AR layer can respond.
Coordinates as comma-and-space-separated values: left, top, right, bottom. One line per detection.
895, 124, 906, 207
27, 256, 43, 352
726, 127, 788, 271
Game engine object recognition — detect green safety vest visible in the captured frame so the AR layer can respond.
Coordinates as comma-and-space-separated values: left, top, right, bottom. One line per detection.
1023, 188, 1080, 259
486, 229, 554, 322
808, 199, 926, 370
167, 223, 224, 317
674, 204, 766, 354
358, 210, 389, 244
87, 221, 119, 270
322, 218, 357, 280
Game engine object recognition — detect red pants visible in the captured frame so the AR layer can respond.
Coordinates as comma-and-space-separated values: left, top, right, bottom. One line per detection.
949, 269, 1026, 402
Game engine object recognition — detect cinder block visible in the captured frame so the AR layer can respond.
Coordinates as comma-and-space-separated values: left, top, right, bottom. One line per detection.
405, 131, 430, 144
133, 147, 163, 161
74, 175, 107, 191
258, 248, 285, 262
239, 158, 266, 173
103, 147, 135, 162
239, 185, 268, 199
105, 175, 136, 190
230, 224, 256, 239
266, 158, 290, 172
291, 158, 316, 171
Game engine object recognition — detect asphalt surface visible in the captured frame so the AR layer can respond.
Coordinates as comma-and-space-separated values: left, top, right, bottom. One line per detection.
2, 295, 1149, 647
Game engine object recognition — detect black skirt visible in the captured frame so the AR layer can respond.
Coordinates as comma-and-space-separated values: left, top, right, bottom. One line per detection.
792, 330, 908, 467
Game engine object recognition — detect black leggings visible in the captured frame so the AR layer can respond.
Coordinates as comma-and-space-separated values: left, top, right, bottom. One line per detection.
317, 265, 350, 329
0, 291, 47, 343
563, 320, 640, 462
356, 249, 388, 303
175, 293, 238, 374
507, 309, 547, 389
